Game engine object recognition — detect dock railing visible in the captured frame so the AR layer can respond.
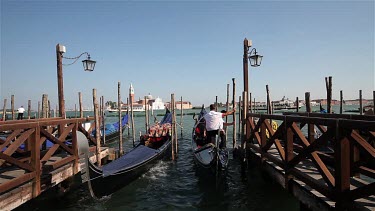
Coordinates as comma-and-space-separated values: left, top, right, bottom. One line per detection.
246, 112, 375, 208
0, 116, 97, 198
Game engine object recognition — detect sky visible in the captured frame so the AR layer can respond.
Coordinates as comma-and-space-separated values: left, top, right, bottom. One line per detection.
1, 0, 374, 109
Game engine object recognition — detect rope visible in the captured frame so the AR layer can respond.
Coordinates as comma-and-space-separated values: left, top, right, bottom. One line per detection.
62, 52, 89, 66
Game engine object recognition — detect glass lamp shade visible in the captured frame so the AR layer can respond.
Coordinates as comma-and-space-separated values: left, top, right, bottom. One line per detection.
82, 59, 96, 71
249, 54, 263, 67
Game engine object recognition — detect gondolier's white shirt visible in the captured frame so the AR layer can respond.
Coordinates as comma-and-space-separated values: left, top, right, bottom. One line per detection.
204, 111, 223, 131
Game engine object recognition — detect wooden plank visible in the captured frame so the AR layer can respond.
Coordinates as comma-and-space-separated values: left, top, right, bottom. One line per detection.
30, 126, 40, 197
2, 129, 35, 156
0, 153, 33, 171
44, 156, 75, 171
350, 130, 375, 158
40, 144, 60, 163
0, 183, 33, 211
0, 129, 22, 150
357, 166, 375, 178
291, 123, 335, 187
0, 172, 35, 194
347, 182, 375, 201
40, 129, 73, 155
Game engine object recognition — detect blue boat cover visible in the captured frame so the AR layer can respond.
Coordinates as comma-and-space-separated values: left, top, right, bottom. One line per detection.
102, 144, 158, 177
92, 114, 129, 136
160, 109, 172, 124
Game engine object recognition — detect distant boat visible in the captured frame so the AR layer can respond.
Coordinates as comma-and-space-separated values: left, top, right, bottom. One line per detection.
86, 109, 172, 197
253, 96, 301, 111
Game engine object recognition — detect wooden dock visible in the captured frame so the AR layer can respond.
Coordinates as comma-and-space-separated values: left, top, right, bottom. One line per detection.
0, 117, 115, 210
243, 112, 375, 210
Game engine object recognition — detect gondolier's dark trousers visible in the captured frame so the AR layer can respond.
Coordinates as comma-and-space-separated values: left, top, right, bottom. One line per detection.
207, 130, 226, 149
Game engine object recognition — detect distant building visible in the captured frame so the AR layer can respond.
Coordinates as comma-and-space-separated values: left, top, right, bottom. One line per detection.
165, 101, 192, 109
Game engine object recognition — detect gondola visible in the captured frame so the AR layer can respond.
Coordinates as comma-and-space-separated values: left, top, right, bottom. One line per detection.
191, 105, 228, 176
86, 109, 172, 197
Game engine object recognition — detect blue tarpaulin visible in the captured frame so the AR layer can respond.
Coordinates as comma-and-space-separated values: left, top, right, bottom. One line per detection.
102, 145, 158, 177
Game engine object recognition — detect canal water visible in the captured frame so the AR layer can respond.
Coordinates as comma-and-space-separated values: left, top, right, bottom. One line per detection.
16, 105, 361, 210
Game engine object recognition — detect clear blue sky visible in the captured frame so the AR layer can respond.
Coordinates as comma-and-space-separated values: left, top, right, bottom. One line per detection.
1, 1, 374, 109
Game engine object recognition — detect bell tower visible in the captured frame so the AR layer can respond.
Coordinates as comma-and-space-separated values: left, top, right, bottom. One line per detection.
129, 83, 135, 103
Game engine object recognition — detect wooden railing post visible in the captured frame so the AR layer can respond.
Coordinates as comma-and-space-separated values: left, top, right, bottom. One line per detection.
305, 92, 315, 143
284, 116, 294, 190
334, 120, 350, 208
232, 78, 237, 148
30, 125, 41, 197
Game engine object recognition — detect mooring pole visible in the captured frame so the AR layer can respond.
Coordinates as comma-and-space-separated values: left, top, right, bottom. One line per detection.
171, 94, 175, 161
127, 97, 130, 136
2, 99, 7, 121
359, 90, 363, 115
296, 97, 299, 112
241, 91, 248, 150
11, 95, 14, 120
340, 90, 343, 114
226, 83, 230, 137
93, 89, 101, 166
27, 100, 31, 119
180, 96, 183, 137
232, 78, 236, 149
215, 96, 218, 111
305, 92, 314, 144
325, 76, 332, 113
238, 95, 242, 137
130, 92, 135, 147
145, 96, 149, 134
79, 92, 83, 118
37, 101, 40, 119
118, 82, 123, 154
102, 95, 106, 146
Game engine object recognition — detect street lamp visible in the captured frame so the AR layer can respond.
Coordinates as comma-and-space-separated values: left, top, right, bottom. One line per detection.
242, 38, 262, 146
56, 43, 96, 118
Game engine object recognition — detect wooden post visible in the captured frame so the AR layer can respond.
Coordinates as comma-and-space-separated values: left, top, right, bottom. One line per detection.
145, 96, 149, 134
2, 99, 6, 121
359, 90, 363, 115
174, 96, 178, 155
266, 85, 272, 114
118, 82, 123, 154
254, 98, 256, 113
102, 95, 106, 145
56, 44, 65, 119
79, 92, 83, 118
180, 96, 183, 136
232, 78, 237, 149
340, 90, 343, 114
74, 104, 77, 118
48, 100, 51, 118
238, 96, 242, 137
127, 97, 130, 136
28, 100, 31, 119
373, 91, 375, 113
241, 91, 248, 150
325, 76, 332, 113
93, 89, 101, 166
11, 95, 15, 120
226, 83, 230, 136
296, 97, 299, 112
130, 92, 135, 147
249, 92, 252, 113
30, 125, 41, 197
215, 96, 218, 111
305, 92, 314, 143
37, 101, 40, 119
42, 94, 48, 118
171, 94, 175, 160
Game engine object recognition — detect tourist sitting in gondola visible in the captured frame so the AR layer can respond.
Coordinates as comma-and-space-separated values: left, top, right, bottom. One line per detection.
140, 122, 171, 149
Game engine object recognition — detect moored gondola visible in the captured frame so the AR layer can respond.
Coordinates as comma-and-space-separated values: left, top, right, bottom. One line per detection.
85, 109, 172, 197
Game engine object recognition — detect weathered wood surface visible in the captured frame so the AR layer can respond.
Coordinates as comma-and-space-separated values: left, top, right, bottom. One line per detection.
0, 116, 110, 210
246, 112, 375, 210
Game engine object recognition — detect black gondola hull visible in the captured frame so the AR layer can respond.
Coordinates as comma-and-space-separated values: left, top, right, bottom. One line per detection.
88, 140, 171, 197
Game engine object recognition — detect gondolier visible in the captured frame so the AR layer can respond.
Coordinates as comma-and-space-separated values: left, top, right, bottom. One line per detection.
204, 104, 235, 146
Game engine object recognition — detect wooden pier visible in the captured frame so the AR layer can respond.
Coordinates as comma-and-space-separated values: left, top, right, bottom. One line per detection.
244, 112, 375, 210
0, 117, 113, 210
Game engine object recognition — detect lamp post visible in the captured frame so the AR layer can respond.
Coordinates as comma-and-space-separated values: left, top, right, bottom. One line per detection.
242, 38, 263, 114
242, 38, 263, 142
56, 44, 96, 118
